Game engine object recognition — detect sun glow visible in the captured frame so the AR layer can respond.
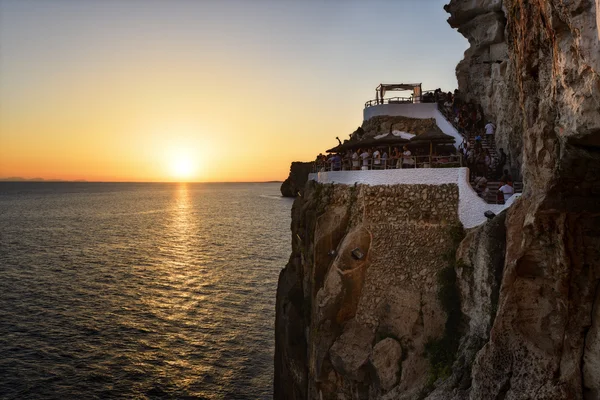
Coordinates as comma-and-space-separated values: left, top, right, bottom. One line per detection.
169, 151, 197, 181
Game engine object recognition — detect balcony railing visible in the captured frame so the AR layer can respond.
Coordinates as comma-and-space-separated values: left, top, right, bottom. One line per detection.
314, 154, 463, 173
364, 97, 414, 108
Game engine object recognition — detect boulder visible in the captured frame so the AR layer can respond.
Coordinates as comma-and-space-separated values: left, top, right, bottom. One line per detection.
370, 338, 403, 392
329, 319, 374, 381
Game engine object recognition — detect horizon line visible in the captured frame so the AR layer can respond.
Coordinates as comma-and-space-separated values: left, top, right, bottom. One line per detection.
0, 179, 284, 184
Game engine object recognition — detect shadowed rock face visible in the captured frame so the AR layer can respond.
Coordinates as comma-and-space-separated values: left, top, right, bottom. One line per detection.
446, 0, 600, 399
275, 183, 461, 399
281, 162, 315, 197
275, 2, 599, 399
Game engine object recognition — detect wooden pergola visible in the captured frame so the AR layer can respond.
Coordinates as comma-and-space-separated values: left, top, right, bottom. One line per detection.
375, 83, 423, 104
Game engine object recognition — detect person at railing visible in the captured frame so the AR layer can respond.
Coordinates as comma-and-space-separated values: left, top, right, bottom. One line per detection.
391, 147, 401, 169
335, 153, 343, 171
360, 148, 371, 170
401, 145, 415, 169
315, 153, 326, 172
343, 150, 353, 171
423, 91, 435, 103
443, 97, 453, 113
381, 150, 388, 169
372, 148, 382, 169
351, 149, 360, 170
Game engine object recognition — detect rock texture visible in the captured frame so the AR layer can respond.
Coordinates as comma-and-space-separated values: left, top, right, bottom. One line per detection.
281, 162, 315, 197
445, 0, 523, 177
275, 182, 463, 399
445, 0, 600, 399
275, 1, 600, 399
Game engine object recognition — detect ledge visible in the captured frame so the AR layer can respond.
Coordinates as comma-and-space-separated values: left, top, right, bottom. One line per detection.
308, 167, 519, 229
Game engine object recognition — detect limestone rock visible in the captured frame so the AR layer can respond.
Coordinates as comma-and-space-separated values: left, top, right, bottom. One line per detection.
370, 338, 403, 392
280, 161, 314, 197
329, 319, 374, 381
583, 288, 600, 399
276, 3, 600, 397
445, 1, 600, 399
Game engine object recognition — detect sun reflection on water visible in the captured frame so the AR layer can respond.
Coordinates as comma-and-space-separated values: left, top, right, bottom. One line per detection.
0, 182, 292, 399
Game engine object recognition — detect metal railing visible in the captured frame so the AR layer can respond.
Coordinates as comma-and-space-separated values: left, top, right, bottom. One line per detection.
364, 97, 414, 108
313, 154, 463, 173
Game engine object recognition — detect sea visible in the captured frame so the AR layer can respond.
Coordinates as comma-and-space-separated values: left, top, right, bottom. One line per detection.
0, 182, 294, 400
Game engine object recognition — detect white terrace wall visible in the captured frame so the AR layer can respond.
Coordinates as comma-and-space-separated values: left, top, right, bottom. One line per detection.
308, 167, 519, 229
363, 103, 464, 148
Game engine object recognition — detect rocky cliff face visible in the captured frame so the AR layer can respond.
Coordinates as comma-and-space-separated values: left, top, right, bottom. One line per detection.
446, 0, 600, 398
275, 1, 600, 399
281, 162, 315, 197
275, 181, 469, 399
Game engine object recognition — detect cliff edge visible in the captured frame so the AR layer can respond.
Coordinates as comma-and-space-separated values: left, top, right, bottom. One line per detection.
281, 162, 315, 197
275, 1, 600, 399
445, 0, 600, 398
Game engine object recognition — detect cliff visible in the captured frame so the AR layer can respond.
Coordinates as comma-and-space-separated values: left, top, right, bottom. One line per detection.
444, 0, 600, 398
275, 1, 600, 399
275, 181, 466, 399
281, 162, 315, 197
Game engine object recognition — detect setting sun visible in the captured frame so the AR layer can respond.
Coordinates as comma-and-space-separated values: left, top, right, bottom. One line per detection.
171, 156, 194, 179
170, 153, 196, 181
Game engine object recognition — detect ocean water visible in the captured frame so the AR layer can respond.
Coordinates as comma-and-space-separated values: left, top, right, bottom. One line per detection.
0, 182, 293, 399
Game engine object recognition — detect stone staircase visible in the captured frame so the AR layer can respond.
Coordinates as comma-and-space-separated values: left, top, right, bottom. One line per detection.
438, 105, 525, 204
467, 134, 497, 180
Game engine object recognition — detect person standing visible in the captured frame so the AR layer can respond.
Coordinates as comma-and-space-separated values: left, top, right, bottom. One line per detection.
373, 148, 381, 169
328, 153, 341, 171
498, 180, 514, 203
360, 148, 370, 170
392, 147, 401, 169
402, 145, 414, 169
352, 149, 360, 170
474, 134, 483, 150
484, 149, 492, 178
485, 121, 496, 146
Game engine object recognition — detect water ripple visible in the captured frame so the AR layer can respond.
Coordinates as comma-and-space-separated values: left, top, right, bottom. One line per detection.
0, 182, 292, 399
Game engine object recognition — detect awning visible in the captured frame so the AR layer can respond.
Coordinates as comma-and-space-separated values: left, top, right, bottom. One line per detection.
409, 127, 456, 144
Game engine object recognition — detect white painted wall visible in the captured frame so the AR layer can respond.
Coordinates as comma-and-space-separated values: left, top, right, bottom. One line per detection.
308, 167, 519, 229
363, 103, 464, 148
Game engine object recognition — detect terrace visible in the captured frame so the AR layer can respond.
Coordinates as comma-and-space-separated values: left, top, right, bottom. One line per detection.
309, 83, 523, 227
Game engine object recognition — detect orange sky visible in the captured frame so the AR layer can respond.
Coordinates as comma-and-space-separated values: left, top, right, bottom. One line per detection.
0, 1, 467, 182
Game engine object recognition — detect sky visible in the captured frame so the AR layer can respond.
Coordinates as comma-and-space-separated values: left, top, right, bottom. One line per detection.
0, 0, 468, 182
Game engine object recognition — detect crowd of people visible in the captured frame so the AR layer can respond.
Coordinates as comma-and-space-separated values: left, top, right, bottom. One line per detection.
459, 143, 507, 180
315, 88, 518, 204
437, 90, 509, 180
315, 145, 418, 172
